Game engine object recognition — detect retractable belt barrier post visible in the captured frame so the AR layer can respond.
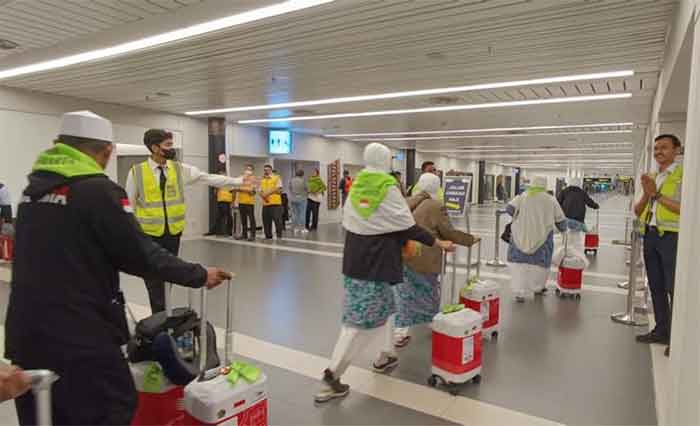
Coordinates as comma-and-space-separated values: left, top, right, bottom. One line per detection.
486, 209, 507, 267
611, 219, 648, 326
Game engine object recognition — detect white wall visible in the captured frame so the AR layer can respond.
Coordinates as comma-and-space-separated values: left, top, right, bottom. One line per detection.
0, 86, 210, 236
227, 125, 367, 224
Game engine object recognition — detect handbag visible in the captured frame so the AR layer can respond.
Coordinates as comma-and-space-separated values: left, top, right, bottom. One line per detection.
500, 223, 512, 244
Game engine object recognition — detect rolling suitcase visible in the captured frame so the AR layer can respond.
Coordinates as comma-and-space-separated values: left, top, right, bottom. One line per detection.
556, 231, 585, 300
459, 240, 500, 340
25, 369, 59, 426
584, 210, 600, 256
428, 246, 483, 395
183, 280, 269, 426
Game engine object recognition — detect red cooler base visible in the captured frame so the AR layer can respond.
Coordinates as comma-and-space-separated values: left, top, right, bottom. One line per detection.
131, 387, 185, 426
0, 236, 14, 262
584, 233, 599, 254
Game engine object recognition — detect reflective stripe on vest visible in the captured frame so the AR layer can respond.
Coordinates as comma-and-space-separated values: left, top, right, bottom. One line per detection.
640, 165, 682, 234
133, 160, 186, 236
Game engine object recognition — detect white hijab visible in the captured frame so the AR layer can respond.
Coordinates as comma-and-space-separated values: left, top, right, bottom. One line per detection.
509, 176, 566, 254
416, 173, 441, 199
343, 143, 416, 235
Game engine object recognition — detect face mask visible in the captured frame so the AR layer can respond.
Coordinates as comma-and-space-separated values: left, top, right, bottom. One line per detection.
161, 148, 177, 160
244, 170, 253, 176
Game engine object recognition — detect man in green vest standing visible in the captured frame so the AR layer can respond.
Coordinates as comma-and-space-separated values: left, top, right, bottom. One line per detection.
634, 134, 683, 357
126, 129, 248, 313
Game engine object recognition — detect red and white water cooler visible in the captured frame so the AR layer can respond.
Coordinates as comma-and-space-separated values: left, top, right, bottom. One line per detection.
130, 362, 185, 426
183, 371, 268, 426
429, 308, 483, 391
460, 280, 500, 339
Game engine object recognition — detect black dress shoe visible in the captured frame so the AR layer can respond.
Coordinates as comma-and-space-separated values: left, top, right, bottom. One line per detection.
636, 331, 669, 344
664, 346, 670, 357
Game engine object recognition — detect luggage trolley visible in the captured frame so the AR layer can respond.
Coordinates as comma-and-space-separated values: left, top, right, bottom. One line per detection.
556, 231, 584, 300
584, 210, 600, 256
183, 279, 269, 426
428, 243, 483, 395
460, 240, 501, 340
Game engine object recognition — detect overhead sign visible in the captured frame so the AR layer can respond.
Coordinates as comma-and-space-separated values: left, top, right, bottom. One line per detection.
444, 176, 471, 217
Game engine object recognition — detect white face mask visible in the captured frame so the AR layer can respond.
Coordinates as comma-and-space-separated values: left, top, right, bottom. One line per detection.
244, 170, 253, 175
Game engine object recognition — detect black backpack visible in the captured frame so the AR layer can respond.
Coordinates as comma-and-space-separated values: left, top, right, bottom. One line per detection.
127, 307, 220, 385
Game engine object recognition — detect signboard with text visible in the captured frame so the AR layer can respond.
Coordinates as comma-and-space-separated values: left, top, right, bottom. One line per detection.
444, 176, 471, 217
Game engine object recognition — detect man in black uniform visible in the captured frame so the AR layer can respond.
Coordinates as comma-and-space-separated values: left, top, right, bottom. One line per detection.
4, 111, 232, 426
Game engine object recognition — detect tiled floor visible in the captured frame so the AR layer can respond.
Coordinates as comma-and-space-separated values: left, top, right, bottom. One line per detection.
0, 195, 659, 425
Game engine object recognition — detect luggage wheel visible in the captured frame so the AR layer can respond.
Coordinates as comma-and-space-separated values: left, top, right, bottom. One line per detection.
491, 331, 499, 339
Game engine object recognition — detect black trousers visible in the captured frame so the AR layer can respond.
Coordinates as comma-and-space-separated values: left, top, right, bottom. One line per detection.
306, 199, 320, 230
144, 232, 181, 313
262, 205, 283, 238
239, 204, 256, 238
643, 227, 678, 338
15, 351, 136, 426
212, 202, 232, 236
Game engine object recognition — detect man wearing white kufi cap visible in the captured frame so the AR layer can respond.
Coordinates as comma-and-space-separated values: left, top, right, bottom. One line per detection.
505, 176, 567, 302
5, 111, 232, 425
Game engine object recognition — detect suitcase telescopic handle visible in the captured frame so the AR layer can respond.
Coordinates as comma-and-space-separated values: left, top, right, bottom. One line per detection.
25, 370, 59, 426
198, 277, 234, 381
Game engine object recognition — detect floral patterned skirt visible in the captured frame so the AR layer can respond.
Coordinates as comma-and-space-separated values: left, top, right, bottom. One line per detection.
342, 276, 396, 329
394, 267, 440, 328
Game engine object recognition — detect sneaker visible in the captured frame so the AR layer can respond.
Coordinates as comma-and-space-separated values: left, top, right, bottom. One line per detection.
247, 236, 256, 242
394, 335, 411, 348
534, 287, 548, 295
372, 355, 399, 373
515, 296, 526, 303
664, 346, 670, 357
636, 331, 669, 344
314, 369, 349, 403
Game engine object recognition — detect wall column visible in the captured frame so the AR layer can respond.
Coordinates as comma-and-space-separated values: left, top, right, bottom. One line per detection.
668, 13, 700, 426
208, 117, 226, 231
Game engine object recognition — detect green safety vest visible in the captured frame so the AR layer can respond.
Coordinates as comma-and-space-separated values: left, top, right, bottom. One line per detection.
639, 165, 682, 234
132, 160, 186, 237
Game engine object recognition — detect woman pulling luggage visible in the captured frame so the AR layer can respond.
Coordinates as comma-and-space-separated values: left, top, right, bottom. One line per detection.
314, 143, 454, 403
393, 173, 479, 347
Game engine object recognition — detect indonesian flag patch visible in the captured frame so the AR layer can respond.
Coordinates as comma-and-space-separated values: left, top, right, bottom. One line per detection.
358, 198, 370, 209
121, 198, 134, 213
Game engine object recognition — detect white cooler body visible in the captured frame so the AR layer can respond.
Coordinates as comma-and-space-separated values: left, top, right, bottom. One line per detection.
184, 373, 268, 426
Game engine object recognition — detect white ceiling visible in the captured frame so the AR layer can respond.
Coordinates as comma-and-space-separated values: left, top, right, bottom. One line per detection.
0, 0, 679, 173
0, 0, 206, 60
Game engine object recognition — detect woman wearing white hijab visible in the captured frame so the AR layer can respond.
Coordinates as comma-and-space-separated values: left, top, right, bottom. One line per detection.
315, 144, 454, 403
393, 173, 479, 347
507, 176, 567, 302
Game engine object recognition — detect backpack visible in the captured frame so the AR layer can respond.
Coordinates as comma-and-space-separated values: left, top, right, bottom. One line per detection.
127, 307, 220, 385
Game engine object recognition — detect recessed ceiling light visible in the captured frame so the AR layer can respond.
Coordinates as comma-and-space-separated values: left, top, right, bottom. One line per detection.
237, 93, 632, 124
186, 70, 634, 115
0, 39, 19, 50
324, 122, 634, 137
0, 0, 334, 80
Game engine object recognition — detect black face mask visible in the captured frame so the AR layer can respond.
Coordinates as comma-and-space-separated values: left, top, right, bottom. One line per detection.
161, 148, 177, 160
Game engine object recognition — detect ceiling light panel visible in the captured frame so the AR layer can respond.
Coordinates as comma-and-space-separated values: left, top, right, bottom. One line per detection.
0, 0, 335, 80
238, 93, 632, 124
349, 130, 633, 142
187, 70, 633, 115
324, 122, 635, 138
